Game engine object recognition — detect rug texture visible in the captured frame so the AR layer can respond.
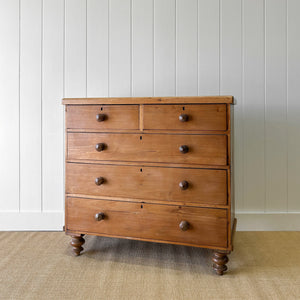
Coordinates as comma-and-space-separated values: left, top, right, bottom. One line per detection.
0, 231, 299, 300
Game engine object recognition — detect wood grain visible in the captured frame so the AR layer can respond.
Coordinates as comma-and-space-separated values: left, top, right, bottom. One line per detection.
67, 128, 230, 135
67, 133, 228, 166
66, 105, 139, 130
143, 104, 227, 131
66, 163, 228, 205
65, 159, 230, 170
62, 96, 234, 105
66, 197, 228, 248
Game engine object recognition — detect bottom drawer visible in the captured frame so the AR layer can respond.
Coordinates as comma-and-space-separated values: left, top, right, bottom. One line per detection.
66, 198, 228, 248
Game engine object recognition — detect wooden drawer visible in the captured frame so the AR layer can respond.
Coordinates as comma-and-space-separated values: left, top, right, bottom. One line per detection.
143, 104, 227, 131
66, 105, 139, 130
67, 133, 227, 166
66, 197, 228, 248
66, 163, 227, 205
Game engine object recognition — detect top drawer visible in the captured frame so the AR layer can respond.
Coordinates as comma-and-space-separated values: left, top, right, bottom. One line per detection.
66, 105, 139, 130
143, 104, 227, 131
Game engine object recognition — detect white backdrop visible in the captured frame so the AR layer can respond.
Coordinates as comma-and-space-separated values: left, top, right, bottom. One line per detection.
0, 0, 299, 230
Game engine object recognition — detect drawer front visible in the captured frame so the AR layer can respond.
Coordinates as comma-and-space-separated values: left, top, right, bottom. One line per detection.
67, 198, 228, 248
66, 105, 139, 130
144, 104, 227, 131
68, 133, 227, 166
66, 163, 227, 205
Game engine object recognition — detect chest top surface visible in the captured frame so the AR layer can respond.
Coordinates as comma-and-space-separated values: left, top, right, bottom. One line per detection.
62, 96, 233, 105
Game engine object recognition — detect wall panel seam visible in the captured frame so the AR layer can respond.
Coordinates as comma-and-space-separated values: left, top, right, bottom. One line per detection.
85, 0, 88, 97
108, 0, 110, 97
175, 0, 177, 96
286, 0, 289, 212
41, 0, 44, 213
197, 0, 199, 96
18, 0, 21, 213
263, 0, 267, 213
63, 0, 66, 213
241, 0, 245, 210
131, 0, 133, 96
218, 0, 221, 94
153, 0, 155, 96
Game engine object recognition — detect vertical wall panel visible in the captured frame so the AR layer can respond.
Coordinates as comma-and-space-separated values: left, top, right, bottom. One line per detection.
132, 0, 153, 96
243, 0, 265, 211
220, 0, 243, 210
65, 0, 86, 98
198, 0, 219, 95
87, 0, 109, 97
265, 0, 287, 212
176, 0, 198, 96
287, 0, 300, 212
20, 0, 42, 211
109, 0, 131, 97
154, 0, 176, 96
42, 0, 64, 212
0, 0, 20, 211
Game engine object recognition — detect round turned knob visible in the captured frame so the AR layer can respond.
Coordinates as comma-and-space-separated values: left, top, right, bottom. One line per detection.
179, 114, 189, 122
95, 177, 105, 186
95, 212, 105, 221
96, 114, 107, 122
179, 220, 190, 231
179, 145, 189, 154
95, 143, 106, 152
179, 180, 189, 190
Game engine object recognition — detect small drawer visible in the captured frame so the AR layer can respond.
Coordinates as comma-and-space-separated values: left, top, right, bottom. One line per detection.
66, 198, 228, 248
66, 105, 139, 130
67, 133, 227, 166
66, 163, 227, 205
143, 104, 227, 131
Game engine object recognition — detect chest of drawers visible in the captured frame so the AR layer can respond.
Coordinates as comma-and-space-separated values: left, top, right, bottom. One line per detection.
63, 96, 236, 275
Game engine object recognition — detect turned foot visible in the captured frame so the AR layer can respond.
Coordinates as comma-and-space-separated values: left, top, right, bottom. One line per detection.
212, 251, 229, 275
70, 234, 85, 256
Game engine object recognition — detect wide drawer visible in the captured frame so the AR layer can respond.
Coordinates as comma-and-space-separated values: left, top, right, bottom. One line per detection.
66, 105, 139, 130
143, 104, 227, 131
67, 133, 227, 166
66, 163, 227, 205
66, 198, 228, 248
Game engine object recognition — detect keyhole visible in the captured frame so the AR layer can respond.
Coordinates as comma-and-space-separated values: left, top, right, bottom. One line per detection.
140, 136, 142, 140
182, 106, 185, 111
140, 168, 143, 172
100, 107, 103, 111
141, 205, 143, 209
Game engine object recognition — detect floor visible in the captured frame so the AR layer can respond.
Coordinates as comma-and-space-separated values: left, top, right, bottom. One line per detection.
0, 231, 299, 300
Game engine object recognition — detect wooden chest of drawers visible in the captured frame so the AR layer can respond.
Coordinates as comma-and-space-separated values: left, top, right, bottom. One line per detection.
63, 96, 236, 275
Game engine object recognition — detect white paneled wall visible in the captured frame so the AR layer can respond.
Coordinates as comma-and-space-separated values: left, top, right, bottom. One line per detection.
0, 0, 300, 230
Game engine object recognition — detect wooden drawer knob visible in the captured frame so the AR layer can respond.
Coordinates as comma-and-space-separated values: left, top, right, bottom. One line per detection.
179, 114, 189, 122
95, 177, 105, 186
179, 220, 190, 231
95, 212, 105, 221
179, 180, 189, 190
179, 145, 189, 154
95, 143, 106, 152
96, 114, 107, 122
